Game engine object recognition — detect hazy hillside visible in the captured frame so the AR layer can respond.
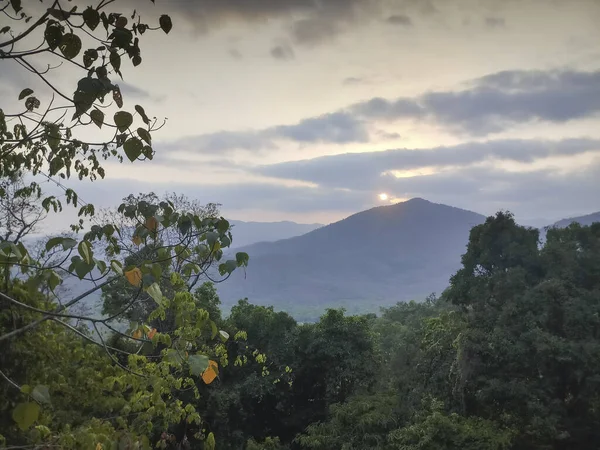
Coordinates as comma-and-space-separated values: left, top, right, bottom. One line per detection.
228, 220, 323, 248
217, 198, 486, 321
550, 211, 600, 228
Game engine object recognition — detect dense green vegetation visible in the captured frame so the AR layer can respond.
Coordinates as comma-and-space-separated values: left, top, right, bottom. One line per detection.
1, 1, 599, 449
3, 210, 600, 448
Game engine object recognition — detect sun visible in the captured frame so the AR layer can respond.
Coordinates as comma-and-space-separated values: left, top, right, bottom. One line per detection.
378, 193, 389, 201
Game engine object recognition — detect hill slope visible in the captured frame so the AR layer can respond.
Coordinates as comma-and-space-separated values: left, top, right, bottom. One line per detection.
228, 220, 323, 248
551, 211, 600, 228
217, 198, 486, 321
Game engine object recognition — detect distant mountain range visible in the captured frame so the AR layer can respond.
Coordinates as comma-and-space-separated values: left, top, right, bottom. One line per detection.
228, 220, 323, 248
33, 199, 600, 323
217, 199, 600, 321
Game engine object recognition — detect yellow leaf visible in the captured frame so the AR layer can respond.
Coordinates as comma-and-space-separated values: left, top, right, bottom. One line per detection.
145, 216, 158, 233
147, 328, 157, 339
124, 267, 142, 287
202, 360, 219, 385
132, 329, 142, 339
132, 235, 142, 246
96, 443, 103, 450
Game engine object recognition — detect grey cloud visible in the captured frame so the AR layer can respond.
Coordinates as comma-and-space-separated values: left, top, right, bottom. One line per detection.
270, 44, 295, 60
255, 138, 600, 190
484, 17, 505, 28
386, 14, 412, 26
118, 82, 152, 100
163, 112, 369, 153
161, 69, 600, 154
342, 77, 365, 85
229, 49, 243, 59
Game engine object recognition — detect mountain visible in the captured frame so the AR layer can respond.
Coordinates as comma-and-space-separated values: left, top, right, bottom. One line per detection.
539, 211, 600, 242
550, 211, 600, 228
217, 198, 486, 321
228, 220, 323, 248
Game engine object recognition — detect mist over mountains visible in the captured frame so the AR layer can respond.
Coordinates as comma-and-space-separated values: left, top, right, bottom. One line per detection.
44, 198, 599, 323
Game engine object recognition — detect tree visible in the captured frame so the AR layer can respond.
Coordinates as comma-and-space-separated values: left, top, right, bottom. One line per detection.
0, 2, 252, 448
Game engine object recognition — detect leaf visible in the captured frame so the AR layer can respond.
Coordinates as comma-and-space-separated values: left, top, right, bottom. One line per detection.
83, 48, 99, 68
218, 260, 238, 276
83, 7, 100, 30
132, 235, 142, 246
113, 111, 133, 132
236, 252, 249, 267
45, 236, 77, 252
12, 402, 40, 431
188, 354, 210, 376
132, 329, 142, 339
90, 109, 104, 128
124, 267, 142, 287
59, 33, 82, 60
25, 97, 40, 111
47, 7, 71, 20
10, 0, 22, 14
134, 105, 150, 124
145, 216, 158, 232
219, 330, 230, 342
145, 282, 163, 305
205, 433, 216, 450
159, 15, 172, 34
109, 50, 121, 73
31, 385, 51, 405
110, 260, 123, 275
78, 241, 93, 264
48, 271, 61, 293
202, 360, 219, 385
137, 127, 152, 145
18, 88, 33, 100
210, 321, 218, 340
113, 85, 123, 108
44, 25, 62, 50
165, 349, 184, 365
132, 55, 142, 66
123, 137, 143, 162
147, 328, 157, 339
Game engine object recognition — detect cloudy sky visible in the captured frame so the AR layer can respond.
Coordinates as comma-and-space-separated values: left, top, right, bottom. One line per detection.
4, 0, 600, 228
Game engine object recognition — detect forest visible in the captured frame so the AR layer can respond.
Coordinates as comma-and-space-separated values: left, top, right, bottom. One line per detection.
1, 1, 600, 449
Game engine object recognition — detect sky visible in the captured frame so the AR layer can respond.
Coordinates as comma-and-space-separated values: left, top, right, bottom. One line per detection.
3, 0, 600, 229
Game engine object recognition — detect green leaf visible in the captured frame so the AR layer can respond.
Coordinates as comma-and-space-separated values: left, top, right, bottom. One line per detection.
123, 137, 143, 162
206, 231, 218, 248
159, 15, 172, 34
78, 241, 93, 264
132, 54, 142, 66
135, 105, 150, 124
137, 127, 151, 144
114, 111, 133, 132
145, 283, 163, 305
45, 236, 77, 252
44, 25, 62, 50
48, 271, 61, 293
90, 109, 104, 128
236, 252, 249, 267
82, 7, 100, 30
219, 330, 230, 342
188, 354, 209, 376
12, 402, 40, 431
31, 385, 51, 405
110, 260, 123, 275
210, 321, 218, 339
59, 33, 82, 60
218, 259, 237, 275
18, 88, 33, 100
164, 349, 184, 365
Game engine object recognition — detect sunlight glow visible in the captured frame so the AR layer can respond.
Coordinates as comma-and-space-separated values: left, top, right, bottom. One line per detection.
378, 193, 389, 201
